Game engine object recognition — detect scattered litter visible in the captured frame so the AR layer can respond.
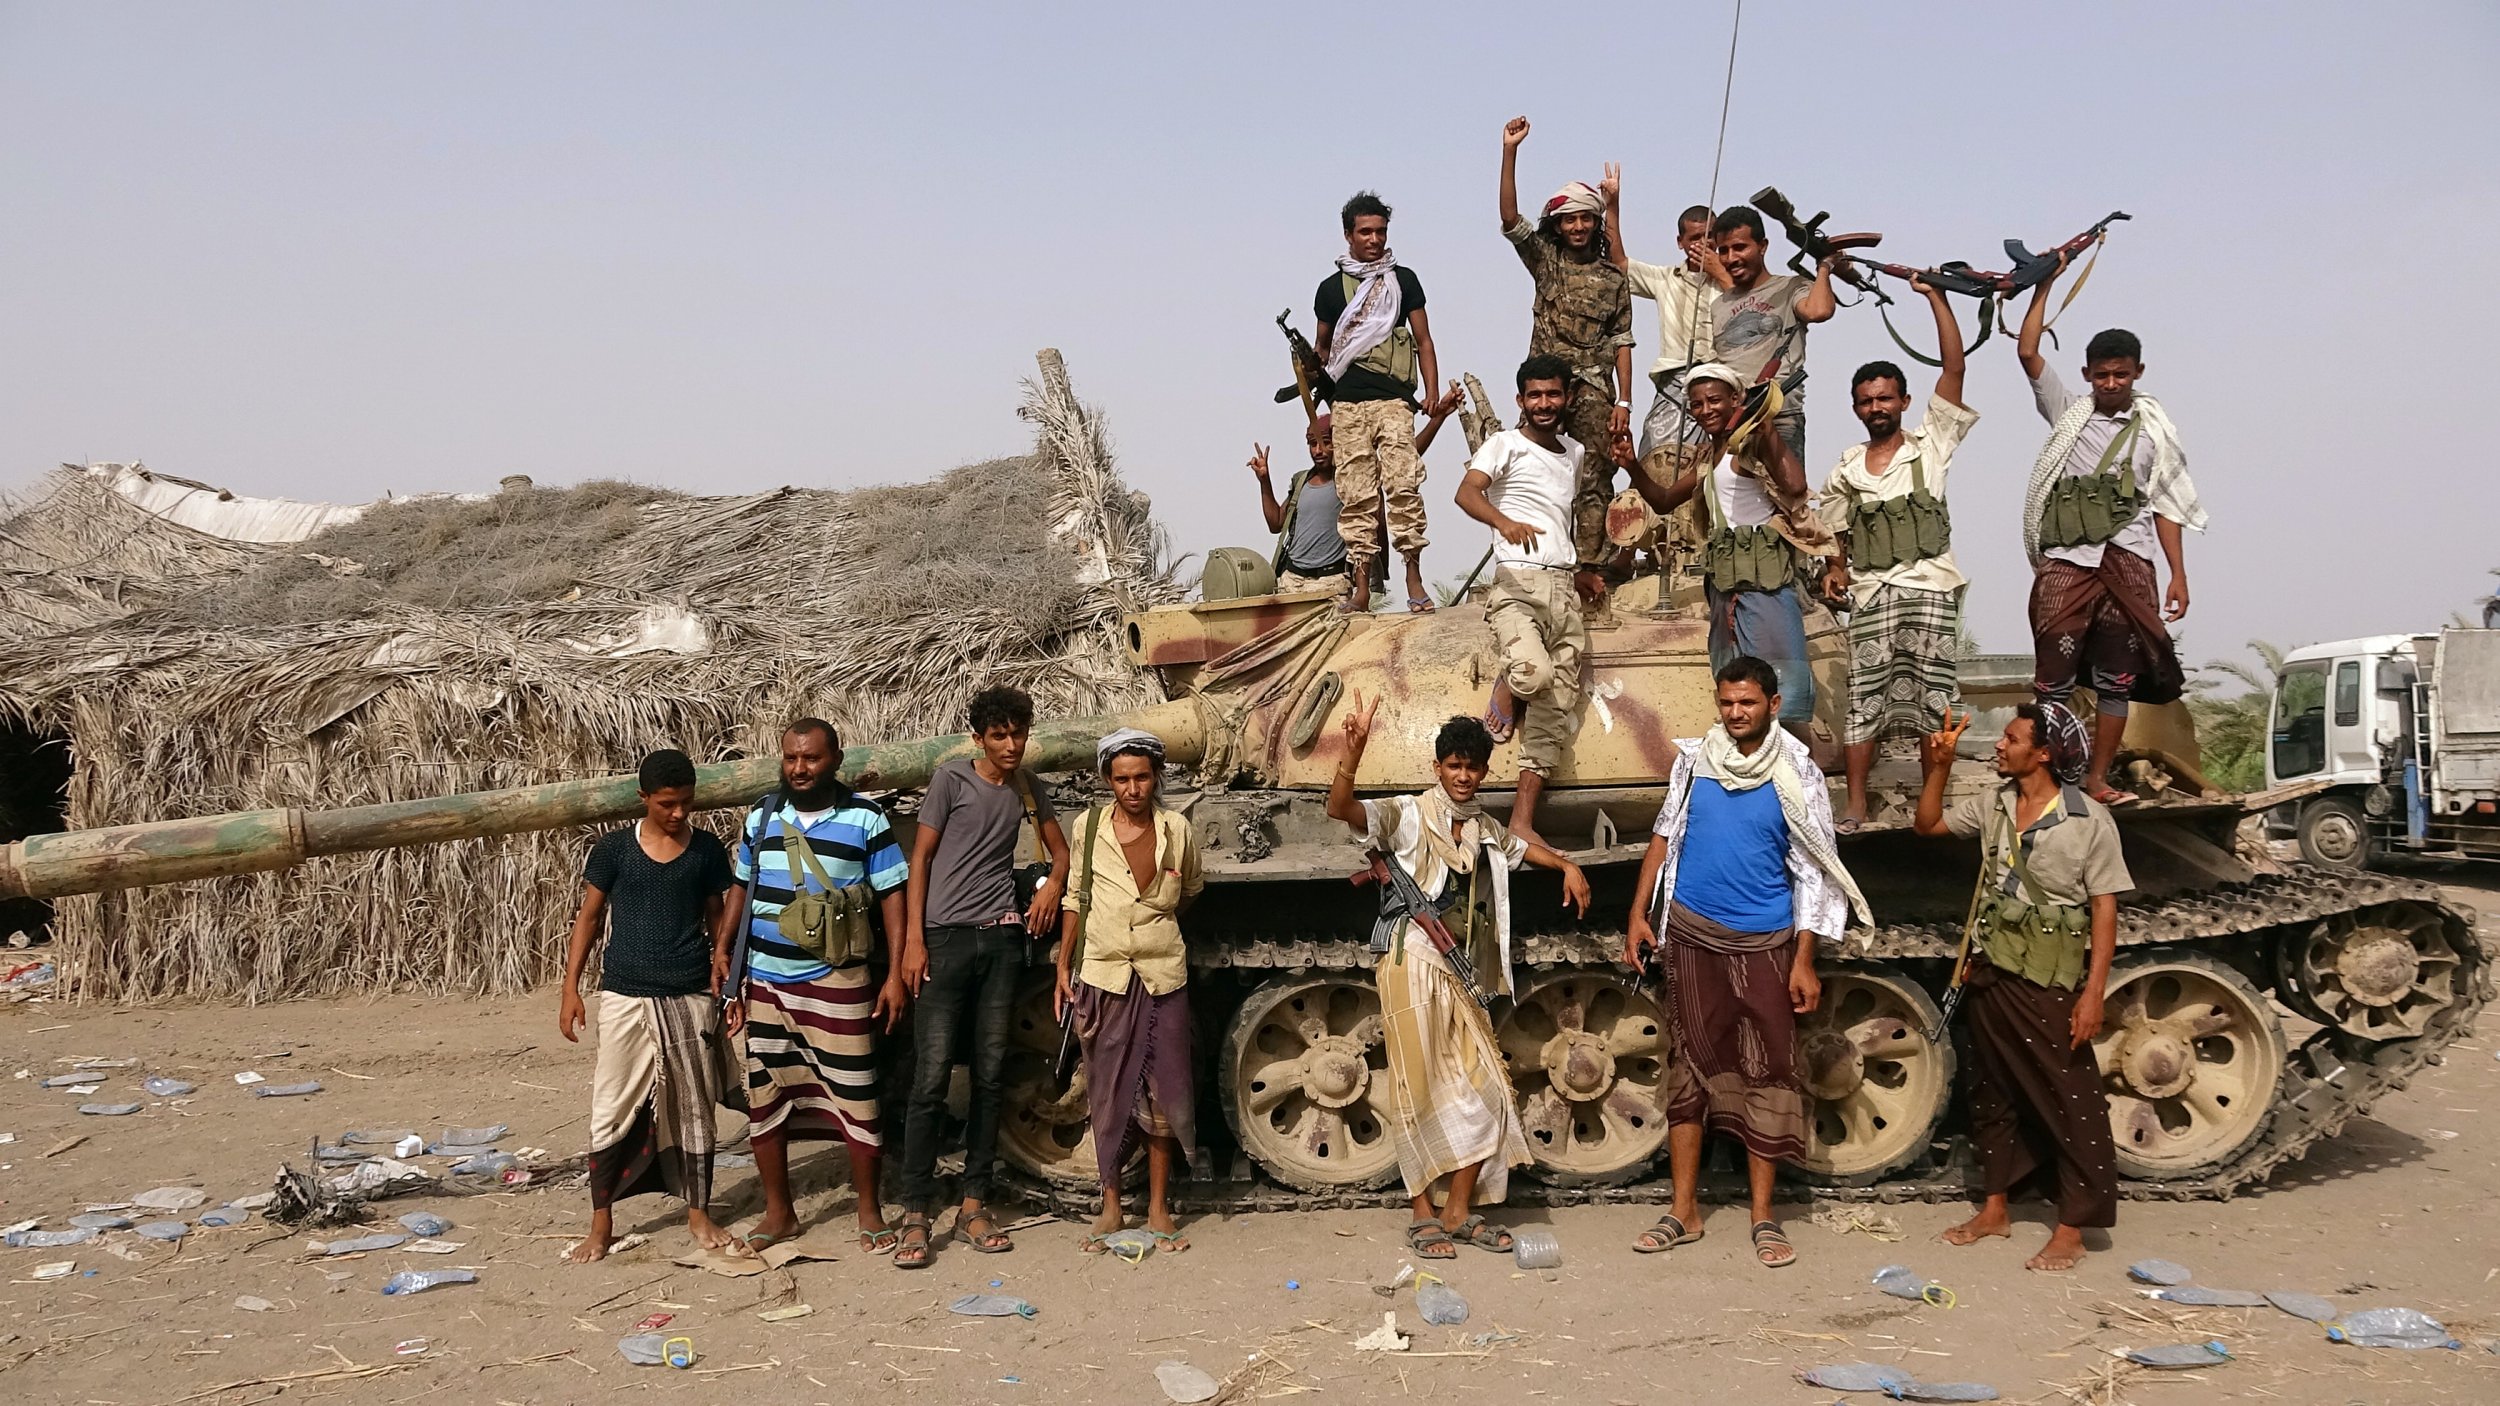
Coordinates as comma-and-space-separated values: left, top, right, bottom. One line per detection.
380, 1268, 477, 1295
0, 1217, 37, 1234
2265, 1291, 2339, 1323
199, 1206, 251, 1228
230, 1191, 275, 1210
234, 1072, 266, 1086
2122, 1341, 2232, 1369
77, 1102, 142, 1116
617, 1332, 669, 1366
1373, 1261, 1417, 1297
328, 1157, 427, 1195
143, 1077, 196, 1097
31, 1260, 75, 1280
343, 1129, 414, 1146
673, 1246, 766, 1278
1873, 1264, 1956, 1307
135, 1186, 208, 1211
1156, 1360, 1221, 1403
756, 1304, 815, 1322
1469, 1331, 1523, 1348
1513, 1226, 1564, 1268
0, 1133, 13, 1143
426, 1142, 499, 1158
949, 1293, 1038, 1319
1353, 1312, 1411, 1353
1415, 1274, 1469, 1326
394, 1338, 430, 1356
314, 1145, 364, 1163
101, 1239, 146, 1263
6, 1227, 97, 1248
397, 1212, 453, 1237
234, 1296, 274, 1313
252, 1081, 323, 1098
71, 1057, 138, 1069
631, 1312, 675, 1332
1101, 1228, 1157, 1263
2128, 1258, 2194, 1286
2150, 1286, 2268, 1307
757, 1237, 831, 1269
2426, 1128, 2460, 1140
1284, 1280, 1300, 1290
314, 1232, 411, 1256
404, 1239, 464, 1254
449, 1152, 516, 1176
610, 1231, 650, 1254
440, 1124, 509, 1147
40, 1073, 99, 1088
41, 1135, 87, 1158
1801, 1365, 1998, 1401
665, 1337, 695, 1368
394, 1135, 426, 1158
3, 962, 54, 990
2328, 1307, 2462, 1350
715, 1150, 756, 1169
135, 1221, 189, 1242
69, 1213, 132, 1230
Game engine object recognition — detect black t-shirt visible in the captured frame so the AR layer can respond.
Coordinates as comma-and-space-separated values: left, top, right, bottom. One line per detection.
1313, 266, 1426, 405
583, 825, 734, 997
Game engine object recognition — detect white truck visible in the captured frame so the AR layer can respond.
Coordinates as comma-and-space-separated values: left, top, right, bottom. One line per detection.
2266, 628, 2500, 868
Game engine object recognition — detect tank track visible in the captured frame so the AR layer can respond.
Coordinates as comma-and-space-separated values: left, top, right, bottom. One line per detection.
1001, 867, 2488, 1216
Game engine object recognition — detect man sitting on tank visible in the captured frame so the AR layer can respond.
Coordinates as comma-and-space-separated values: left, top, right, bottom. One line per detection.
1327, 694, 1591, 1260
1457, 353, 1594, 844
1056, 727, 1204, 1255
2014, 255, 2204, 806
1630, 363, 1839, 763
1250, 399, 1459, 601
1913, 700, 2126, 1271
1624, 655, 1870, 1269
1818, 277, 1979, 832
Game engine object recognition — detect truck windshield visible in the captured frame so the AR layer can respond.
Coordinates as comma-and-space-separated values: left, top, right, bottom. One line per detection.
2273, 663, 2329, 779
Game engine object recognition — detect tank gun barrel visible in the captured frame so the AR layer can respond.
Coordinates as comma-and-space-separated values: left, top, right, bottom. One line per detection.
0, 699, 1206, 902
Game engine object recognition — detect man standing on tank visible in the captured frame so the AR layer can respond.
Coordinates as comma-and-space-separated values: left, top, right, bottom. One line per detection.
1314, 191, 1444, 615
2014, 257, 2205, 805
1913, 701, 2124, 1271
1497, 116, 1634, 590
1706, 204, 1837, 465
1251, 399, 1461, 599
895, 684, 1071, 1268
1623, 656, 1869, 1270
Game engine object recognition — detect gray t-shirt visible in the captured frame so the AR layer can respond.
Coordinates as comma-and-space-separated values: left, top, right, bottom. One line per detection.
1710, 273, 1810, 408
1283, 472, 1347, 573
920, 756, 1058, 928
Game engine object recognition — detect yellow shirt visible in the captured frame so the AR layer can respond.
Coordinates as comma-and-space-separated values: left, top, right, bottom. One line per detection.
1062, 804, 1203, 996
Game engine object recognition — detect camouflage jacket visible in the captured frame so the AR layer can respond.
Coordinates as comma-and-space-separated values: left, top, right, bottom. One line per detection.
1505, 218, 1633, 391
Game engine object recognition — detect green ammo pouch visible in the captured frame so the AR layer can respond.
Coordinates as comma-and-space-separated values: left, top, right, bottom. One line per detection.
1975, 807, 2089, 990
776, 829, 875, 965
2036, 416, 2145, 551
1705, 523, 1801, 594
1841, 449, 1952, 572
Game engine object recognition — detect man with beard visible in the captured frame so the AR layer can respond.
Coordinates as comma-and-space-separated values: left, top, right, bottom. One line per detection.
1633, 364, 1839, 747
1624, 657, 1870, 1269
1328, 696, 1591, 1260
1819, 277, 1978, 831
1707, 205, 1837, 465
715, 719, 909, 1257
2015, 257, 2205, 804
1315, 190, 1447, 614
1455, 354, 1592, 844
1497, 117, 1633, 587
1914, 700, 2125, 1271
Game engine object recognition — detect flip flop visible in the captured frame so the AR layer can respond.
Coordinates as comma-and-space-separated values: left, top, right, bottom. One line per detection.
1836, 817, 1864, 836
1483, 689, 1518, 744
1751, 1220, 1796, 1269
1633, 1212, 1702, 1254
2088, 784, 2139, 808
857, 1227, 899, 1256
1451, 1214, 1514, 1253
741, 1228, 796, 1252
1405, 1218, 1458, 1260
1150, 1229, 1191, 1255
1078, 1233, 1114, 1256
1406, 596, 1437, 615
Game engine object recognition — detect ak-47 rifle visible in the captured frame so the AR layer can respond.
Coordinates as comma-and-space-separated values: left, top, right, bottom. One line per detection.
1840, 211, 2134, 365
1274, 312, 1332, 419
1748, 186, 1883, 295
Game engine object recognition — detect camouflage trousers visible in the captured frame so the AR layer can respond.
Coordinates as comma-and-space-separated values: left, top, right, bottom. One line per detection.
1332, 399, 1428, 563
1487, 564, 1586, 777
1564, 381, 1618, 568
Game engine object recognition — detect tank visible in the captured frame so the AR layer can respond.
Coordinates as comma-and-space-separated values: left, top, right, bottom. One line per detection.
2, 586, 2485, 1212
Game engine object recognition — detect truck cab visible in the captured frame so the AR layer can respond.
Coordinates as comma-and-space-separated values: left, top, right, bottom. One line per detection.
2265, 634, 2422, 867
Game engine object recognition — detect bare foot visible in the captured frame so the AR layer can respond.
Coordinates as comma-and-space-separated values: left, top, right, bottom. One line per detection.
1090, 1205, 1125, 1238
1484, 680, 1517, 742
1941, 1210, 2011, 1246
2025, 1226, 2088, 1272
564, 1222, 613, 1263
686, 1209, 749, 1255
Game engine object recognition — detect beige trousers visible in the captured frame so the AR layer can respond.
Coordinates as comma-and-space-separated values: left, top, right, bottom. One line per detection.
1332, 398, 1428, 564
1486, 564, 1586, 776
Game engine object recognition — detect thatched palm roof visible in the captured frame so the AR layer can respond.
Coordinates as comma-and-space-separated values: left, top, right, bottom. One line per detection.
0, 351, 1180, 1001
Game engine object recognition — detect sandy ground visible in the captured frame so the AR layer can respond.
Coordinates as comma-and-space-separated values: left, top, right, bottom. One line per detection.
5, 884, 2500, 1405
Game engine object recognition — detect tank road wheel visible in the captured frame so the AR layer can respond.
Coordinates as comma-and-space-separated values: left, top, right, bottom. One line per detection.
2093, 953, 2287, 1180
998, 969, 1138, 1189
1219, 975, 1399, 1192
2275, 901, 2466, 1041
1793, 964, 1955, 1186
1498, 971, 1671, 1185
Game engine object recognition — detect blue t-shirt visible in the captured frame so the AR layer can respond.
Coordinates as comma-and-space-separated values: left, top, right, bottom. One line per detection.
1669, 779, 1794, 931
732, 793, 909, 985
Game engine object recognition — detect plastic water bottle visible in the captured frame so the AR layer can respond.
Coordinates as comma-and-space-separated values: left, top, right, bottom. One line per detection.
380, 1269, 477, 1296
397, 1212, 453, 1237
1416, 1278, 1469, 1326
2329, 1308, 2462, 1350
1512, 1227, 1563, 1269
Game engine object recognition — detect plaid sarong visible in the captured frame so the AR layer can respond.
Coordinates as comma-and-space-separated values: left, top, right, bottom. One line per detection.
1844, 581, 1964, 746
588, 991, 736, 1211
1373, 939, 1531, 1202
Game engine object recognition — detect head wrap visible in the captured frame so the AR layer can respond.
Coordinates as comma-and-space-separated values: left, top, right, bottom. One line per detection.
2030, 702, 2090, 786
1096, 727, 1166, 775
1683, 362, 1744, 401
1543, 182, 1604, 218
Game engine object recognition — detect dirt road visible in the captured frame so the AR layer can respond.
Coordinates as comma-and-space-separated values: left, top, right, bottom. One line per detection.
5, 884, 2498, 1405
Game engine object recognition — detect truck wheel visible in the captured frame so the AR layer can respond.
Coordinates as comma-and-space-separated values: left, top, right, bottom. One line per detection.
2297, 796, 2369, 870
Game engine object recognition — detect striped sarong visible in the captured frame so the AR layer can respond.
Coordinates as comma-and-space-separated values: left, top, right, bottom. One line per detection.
588, 991, 735, 1210
1661, 902, 1808, 1163
743, 968, 881, 1150
1844, 581, 1963, 746
1373, 939, 1531, 1203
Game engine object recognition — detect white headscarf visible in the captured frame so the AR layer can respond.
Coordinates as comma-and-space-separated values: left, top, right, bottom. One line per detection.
1322, 251, 1403, 384
1544, 182, 1604, 217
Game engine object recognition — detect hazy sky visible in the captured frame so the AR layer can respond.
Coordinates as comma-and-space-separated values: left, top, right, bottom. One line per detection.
5, 2, 2495, 681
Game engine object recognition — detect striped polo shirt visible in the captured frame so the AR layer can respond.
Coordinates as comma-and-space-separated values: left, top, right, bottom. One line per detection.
732, 790, 909, 985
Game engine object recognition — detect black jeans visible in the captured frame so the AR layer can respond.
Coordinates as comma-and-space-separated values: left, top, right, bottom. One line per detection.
899, 923, 1025, 1212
